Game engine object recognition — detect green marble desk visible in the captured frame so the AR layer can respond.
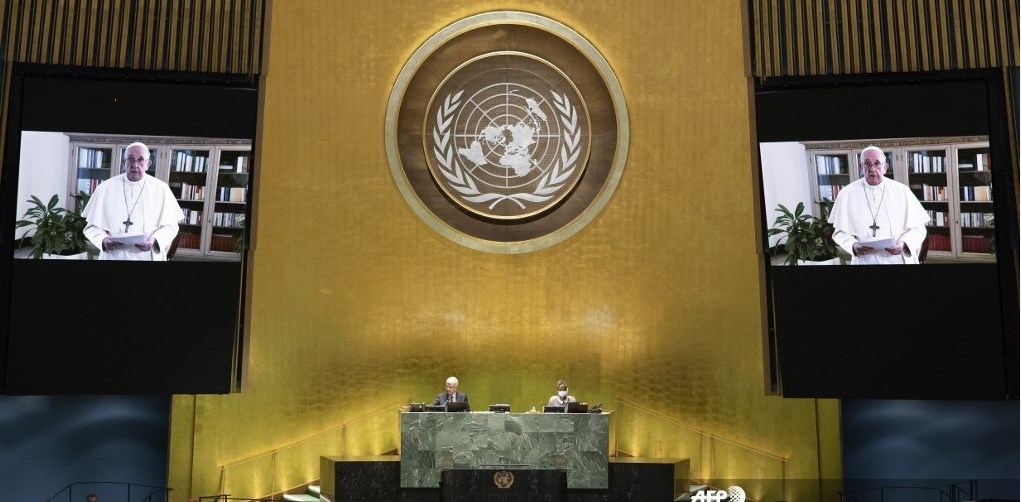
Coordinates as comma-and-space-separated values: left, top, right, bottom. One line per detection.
400, 411, 610, 489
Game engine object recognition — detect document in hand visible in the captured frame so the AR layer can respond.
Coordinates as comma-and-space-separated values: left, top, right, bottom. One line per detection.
108, 233, 147, 245
859, 236, 898, 251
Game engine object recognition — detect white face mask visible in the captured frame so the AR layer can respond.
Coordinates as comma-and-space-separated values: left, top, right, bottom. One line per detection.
558, 390, 568, 398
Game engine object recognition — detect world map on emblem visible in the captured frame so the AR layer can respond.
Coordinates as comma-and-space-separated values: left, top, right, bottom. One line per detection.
424, 53, 591, 220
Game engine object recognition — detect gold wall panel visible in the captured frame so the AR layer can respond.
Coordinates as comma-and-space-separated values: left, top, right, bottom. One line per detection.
168, 1, 841, 501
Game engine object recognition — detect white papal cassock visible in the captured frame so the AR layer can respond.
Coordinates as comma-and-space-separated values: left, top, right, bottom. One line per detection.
828, 176, 930, 264
82, 173, 185, 261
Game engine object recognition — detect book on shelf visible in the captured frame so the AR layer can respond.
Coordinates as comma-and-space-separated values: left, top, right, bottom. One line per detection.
816, 156, 844, 175
960, 185, 992, 202
960, 212, 994, 228
215, 186, 247, 202
209, 234, 238, 252
78, 148, 107, 169
212, 212, 244, 228
911, 152, 945, 173
925, 210, 950, 227
961, 235, 991, 253
176, 231, 201, 250
177, 182, 206, 200
173, 152, 209, 172
927, 234, 951, 252
818, 184, 842, 201
920, 183, 948, 201
180, 209, 203, 225
77, 178, 101, 195
976, 153, 989, 171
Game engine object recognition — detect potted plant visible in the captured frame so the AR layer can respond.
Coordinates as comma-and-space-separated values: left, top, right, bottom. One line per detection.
234, 215, 247, 255
767, 199, 845, 265
15, 192, 94, 259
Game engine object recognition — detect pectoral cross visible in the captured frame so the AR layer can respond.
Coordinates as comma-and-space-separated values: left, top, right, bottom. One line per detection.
869, 221, 879, 237
123, 218, 133, 233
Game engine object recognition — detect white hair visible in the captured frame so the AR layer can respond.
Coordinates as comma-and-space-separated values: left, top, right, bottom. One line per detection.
860, 145, 886, 164
124, 142, 151, 160
446, 376, 459, 385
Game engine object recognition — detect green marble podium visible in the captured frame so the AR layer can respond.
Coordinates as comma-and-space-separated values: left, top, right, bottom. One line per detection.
400, 411, 610, 489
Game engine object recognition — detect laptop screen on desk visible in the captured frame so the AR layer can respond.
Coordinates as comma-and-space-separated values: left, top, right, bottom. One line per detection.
567, 402, 588, 413
446, 401, 469, 412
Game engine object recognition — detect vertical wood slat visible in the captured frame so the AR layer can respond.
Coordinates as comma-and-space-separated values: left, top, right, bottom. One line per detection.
825, 0, 837, 73
751, 0, 1018, 77
768, 0, 778, 76
936, 0, 950, 70
860, 0, 872, 73
0, 0, 263, 75
759, 0, 767, 76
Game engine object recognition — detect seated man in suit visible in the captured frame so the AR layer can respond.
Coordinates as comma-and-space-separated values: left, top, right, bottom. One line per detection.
433, 376, 470, 411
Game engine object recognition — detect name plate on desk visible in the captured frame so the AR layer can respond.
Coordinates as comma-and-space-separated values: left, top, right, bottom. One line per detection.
400, 412, 610, 489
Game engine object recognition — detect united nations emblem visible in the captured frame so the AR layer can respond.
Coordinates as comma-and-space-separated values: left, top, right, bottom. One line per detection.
493, 470, 515, 489
425, 53, 590, 220
387, 12, 628, 252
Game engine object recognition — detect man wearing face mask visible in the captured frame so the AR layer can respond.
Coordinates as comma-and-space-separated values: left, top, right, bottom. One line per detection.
547, 379, 576, 408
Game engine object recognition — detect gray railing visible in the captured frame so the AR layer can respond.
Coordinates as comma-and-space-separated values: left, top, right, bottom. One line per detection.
216, 401, 404, 498
197, 495, 273, 502
839, 480, 977, 502
43, 482, 171, 502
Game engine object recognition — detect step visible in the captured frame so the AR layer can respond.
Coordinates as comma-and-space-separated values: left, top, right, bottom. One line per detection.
307, 486, 320, 497
282, 494, 319, 502
689, 484, 709, 494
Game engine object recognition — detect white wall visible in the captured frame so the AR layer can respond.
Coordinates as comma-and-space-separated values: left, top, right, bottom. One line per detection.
759, 141, 812, 248
15, 132, 70, 238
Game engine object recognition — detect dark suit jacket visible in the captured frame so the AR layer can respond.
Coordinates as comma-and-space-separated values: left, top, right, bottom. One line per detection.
433, 391, 470, 411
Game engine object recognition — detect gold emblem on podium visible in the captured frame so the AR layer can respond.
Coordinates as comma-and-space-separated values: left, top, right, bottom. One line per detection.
386, 11, 629, 253
493, 470, 515, 489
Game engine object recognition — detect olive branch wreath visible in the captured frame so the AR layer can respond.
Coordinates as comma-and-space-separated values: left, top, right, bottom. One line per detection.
432, 89, 582, 211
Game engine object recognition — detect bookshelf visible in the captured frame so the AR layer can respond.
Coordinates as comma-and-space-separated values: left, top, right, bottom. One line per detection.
955, 145, 994, 257
905, 147, 951, 254
811, 151, 853, 203
66, 134, 252, 260
72, 144, 114, 195
209, 148, 250, 255
803, 137, 993, 262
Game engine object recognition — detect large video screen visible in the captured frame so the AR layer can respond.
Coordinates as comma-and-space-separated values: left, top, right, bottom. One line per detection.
14, 131, 251, 262
760, 136, 997, 266
755, 75, 1017, 400
0, 66, 258, 394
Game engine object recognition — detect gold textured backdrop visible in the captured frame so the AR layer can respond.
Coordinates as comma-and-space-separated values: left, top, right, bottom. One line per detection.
167, 1, 841, 501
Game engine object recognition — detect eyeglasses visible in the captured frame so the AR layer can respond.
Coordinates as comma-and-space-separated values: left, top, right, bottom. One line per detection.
123, 156, 149, 165
861, 160, 885, 170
